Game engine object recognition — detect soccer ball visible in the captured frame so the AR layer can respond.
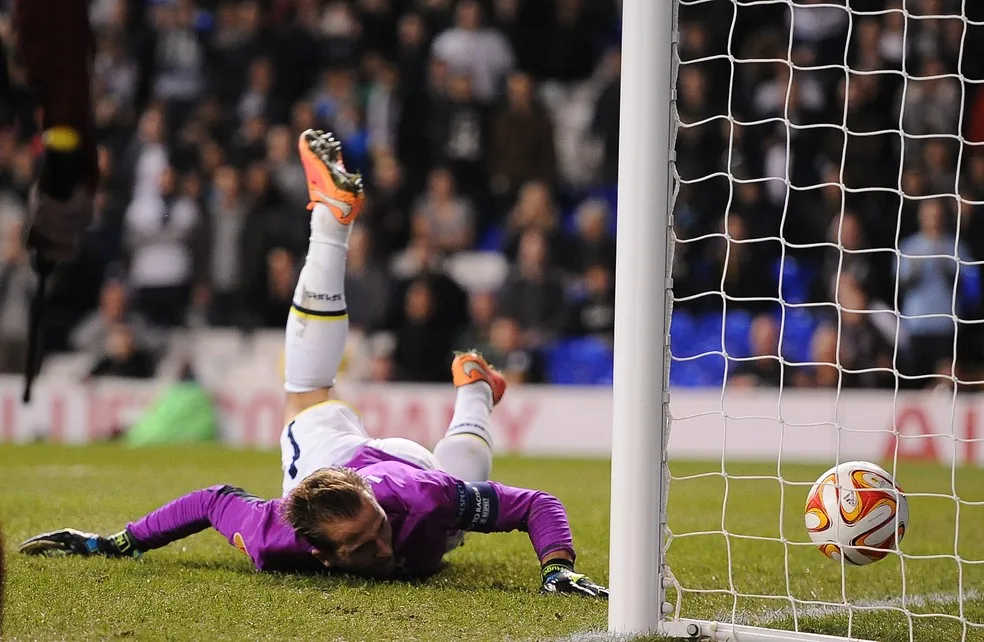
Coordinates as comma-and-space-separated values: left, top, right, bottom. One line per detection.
804, 461, 908, 566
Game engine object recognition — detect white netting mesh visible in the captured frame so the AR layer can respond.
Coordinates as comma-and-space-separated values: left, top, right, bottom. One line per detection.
664, 1, 984, 640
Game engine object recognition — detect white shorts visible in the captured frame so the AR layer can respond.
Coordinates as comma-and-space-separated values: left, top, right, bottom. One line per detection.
280, 401, 441, 496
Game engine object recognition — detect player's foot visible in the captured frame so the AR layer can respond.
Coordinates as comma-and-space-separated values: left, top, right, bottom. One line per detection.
452, 351, 507, 406
18, 528, 140, 558
298, 129, 365, 224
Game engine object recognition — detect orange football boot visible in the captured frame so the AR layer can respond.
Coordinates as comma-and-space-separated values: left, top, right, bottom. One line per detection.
297, 129, 365, 224
451, 351, 507, 406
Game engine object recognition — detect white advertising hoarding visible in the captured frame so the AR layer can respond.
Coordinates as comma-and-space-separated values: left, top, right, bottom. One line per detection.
0, 376, 980, 465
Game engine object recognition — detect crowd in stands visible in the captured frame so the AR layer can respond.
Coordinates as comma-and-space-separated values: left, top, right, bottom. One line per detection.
671, 0, 984, 390
0, 0, 982, 390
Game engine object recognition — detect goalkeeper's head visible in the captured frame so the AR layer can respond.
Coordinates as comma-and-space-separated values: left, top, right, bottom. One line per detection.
283, 467, 395, 577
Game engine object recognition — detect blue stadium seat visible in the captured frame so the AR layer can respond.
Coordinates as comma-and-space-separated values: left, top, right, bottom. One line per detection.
774, 257, 813, 305
670, 353, 727, 388
695, 312, 725, 354
545, 337, 614, 385
723, 309, 753, 358
780, 309, 817, 363
669, 310, 699, 358
477, 225, 506, 252
960, 264, 982, 315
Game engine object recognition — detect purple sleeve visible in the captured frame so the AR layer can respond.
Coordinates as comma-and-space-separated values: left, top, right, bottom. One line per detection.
482, 482, 575, 562
126, 485, 264, 551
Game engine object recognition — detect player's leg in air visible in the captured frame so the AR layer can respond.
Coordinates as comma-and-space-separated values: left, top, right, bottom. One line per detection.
279, 130, 508, 490
279, 129, 373, 495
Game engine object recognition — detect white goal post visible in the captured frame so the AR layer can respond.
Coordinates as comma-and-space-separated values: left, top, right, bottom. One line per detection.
610, 1, 984, 641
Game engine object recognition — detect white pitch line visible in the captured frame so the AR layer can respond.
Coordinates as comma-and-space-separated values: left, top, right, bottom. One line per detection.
540, 591, 983, 642
723, 589, 982, 627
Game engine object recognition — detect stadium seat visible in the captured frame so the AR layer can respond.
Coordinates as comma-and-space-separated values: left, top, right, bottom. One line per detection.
669, 310, 699, 358
476, 225, 506, 252
723, 309, 753, 358
774, 257, 813, 305
960, 264, 982, 315
693, 312, 725, 355
545, 337, 614, 385
779, 309, 817, 364
669, 353, 727, 388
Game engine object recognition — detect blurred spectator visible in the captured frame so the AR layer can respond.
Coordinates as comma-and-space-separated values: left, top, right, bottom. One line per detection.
237, 57, 286, 125
802, 326, 840, 389
484, 316, 544, 384
94, 32, 138, 114
243, 160, 306, 259
122, 105, 169, 202
921, 139, 958, 196
395, 11, 429, 91
0, 218, 35, 374
487, 71, 556, 201
266, 125, 307, 213
503, 181, 575, 270
72, 279, 162, 370
124, 165, 200, 328
730, 314, 781, 388
364, 153, 411, 261
571, 198, 616, 272
498, 228, 567, 347
394, 278, 453, 382
198, 166, 249, 327
309, 69, 361, 142
345, 226, 393, 332
148, 0, 207, 129
455, 291, 497, 355
258, 248, 297, 328
389, 235, 470, 342
431, 0, 515, 104
366, 60, 401, 156
427, 72, 486, 203
319, 0, 363, 67
897, 198, 971, 382
88, 325, 157, 379
818, 211, 877, 301
531, 0, 608, 82
832, 273, 896, 389
898, 58, 960, 150
411, 167, 476, 253
232, 114, 270, 168
590, 48, 621, 184
566, 263, 615, 343
700, 214, 778, 314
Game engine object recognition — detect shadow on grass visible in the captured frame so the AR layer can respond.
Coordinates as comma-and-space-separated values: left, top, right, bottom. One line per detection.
244, 559, 537, 596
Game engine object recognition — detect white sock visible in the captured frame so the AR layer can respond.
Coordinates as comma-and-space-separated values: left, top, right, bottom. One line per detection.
433, 382, 494, 482
284, 204, 352, 393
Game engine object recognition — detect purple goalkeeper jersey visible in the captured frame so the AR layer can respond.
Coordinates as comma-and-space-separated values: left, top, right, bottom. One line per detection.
127, 446, 574, 576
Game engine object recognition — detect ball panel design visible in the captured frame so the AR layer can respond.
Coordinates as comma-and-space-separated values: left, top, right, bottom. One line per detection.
803, 461, 908, 566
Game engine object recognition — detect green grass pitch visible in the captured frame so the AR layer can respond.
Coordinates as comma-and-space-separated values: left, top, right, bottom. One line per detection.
0, 444, 982, 641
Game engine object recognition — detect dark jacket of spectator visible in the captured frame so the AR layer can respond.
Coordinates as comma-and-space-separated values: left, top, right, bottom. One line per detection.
487, 72, 557, 196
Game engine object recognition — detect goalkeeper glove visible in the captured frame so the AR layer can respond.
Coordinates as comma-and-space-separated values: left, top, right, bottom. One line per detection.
540, 559, 609, 598
18, 528, 142, 559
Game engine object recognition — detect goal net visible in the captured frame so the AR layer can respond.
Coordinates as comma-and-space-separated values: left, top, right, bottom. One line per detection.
618, 1, 984, 640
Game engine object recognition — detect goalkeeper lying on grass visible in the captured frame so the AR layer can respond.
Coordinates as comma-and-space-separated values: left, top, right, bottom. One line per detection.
19, 131, 607, 598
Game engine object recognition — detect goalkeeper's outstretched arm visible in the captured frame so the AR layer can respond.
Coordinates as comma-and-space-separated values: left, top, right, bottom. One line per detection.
17, 486, 316, 572
461, 480, 608, 598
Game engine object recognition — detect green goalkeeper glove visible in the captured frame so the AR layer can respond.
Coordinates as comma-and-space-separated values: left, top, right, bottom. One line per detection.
540, 559, 608, 598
